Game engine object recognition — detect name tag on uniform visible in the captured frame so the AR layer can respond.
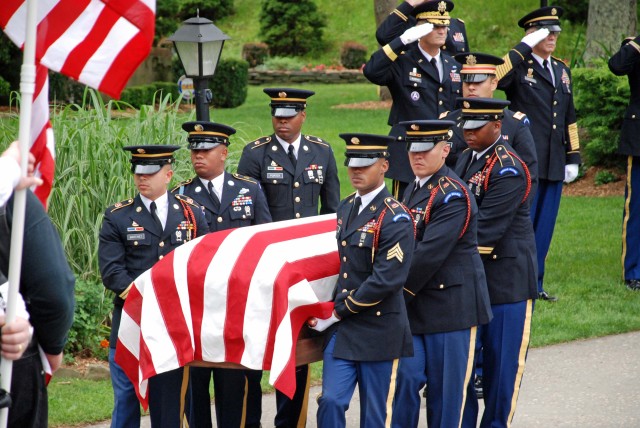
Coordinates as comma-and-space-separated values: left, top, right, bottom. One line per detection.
127, 233, 145, 240
267, 173, 284, 179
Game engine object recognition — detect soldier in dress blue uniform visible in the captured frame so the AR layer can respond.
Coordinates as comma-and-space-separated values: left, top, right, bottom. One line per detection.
173, 122, 271, 428
99, 145, 208, 428
364, 0, 462, 199
609, 36, 640, 290
391, 120, 492, 428
237, 88, 340, 427
376, 0, 469, 55
495, 6, 581, 302
308, 133, 415, 428
452, 99, 537, 428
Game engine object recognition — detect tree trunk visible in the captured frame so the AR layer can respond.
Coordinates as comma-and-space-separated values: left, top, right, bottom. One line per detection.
585, 0, 637, 64
374, 0, 397, 101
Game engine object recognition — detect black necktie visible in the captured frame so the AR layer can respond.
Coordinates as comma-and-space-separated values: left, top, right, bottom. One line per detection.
410, 181, 421, 200
207, 181, 220, 211
348, 196, 362, 227
288, 144, 297, 168
430, 58, 440, 82
466, 153, 478, 174
542, 59, 553, 83
150, 201, 163, 231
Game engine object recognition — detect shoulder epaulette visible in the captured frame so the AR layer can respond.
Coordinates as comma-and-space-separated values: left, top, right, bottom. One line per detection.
551, 55, 569, 67
383, 197, 406, 215
232, 173, 258, 184
250, 136, 271, 149
494, 145, 516, 167
456, 18, 465, 24
462, 147, 472, 154
513, 111, 526, 121
305, 135, 329, 147
109, 198, 134, 213
174, 193, 199, 207
437, 176, 461, 194
171, 178, 193, 193
438, 111, 450, 119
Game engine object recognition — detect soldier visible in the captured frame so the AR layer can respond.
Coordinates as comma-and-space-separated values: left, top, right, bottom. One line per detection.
608, 35, 640, 290
363, 0, 462, 199
391, 120, 492, 428
308, 133, 415, 428
376, 0, 469, 55
237, 88, 340, 427
496, 6, 581, 302
453, 98, 537, 428
99, 145, 208, 428
173, 121, 271, 428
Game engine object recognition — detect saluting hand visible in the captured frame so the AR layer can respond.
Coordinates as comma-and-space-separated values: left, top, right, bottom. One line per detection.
400, 22, 434, 45
521, 28, 550, 48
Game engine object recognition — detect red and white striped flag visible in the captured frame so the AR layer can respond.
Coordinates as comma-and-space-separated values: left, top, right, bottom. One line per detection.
0, 0, 156, 206
116, 214, 339, 408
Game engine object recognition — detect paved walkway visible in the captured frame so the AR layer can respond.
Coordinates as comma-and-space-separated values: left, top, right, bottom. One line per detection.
86, 331, 640, 427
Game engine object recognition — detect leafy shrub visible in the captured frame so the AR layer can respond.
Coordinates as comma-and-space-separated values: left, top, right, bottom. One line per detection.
259, 0, 327, 57
555, 0, 589, 24
209, 58, 249, 108
255, 56, 306, 71
595, 170, 620, 186
0, 76, 10, 99
340, 41, 368, 70
572, 59, 629, 168
242, 42, 270, 68
49, 73, 87, 104
155, 0, 235, 44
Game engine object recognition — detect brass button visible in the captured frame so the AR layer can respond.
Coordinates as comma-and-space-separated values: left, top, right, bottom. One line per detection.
376, 311, 381, 316
342, 240, 347, 247
242, 215, 246, 219
414, 83, 417, 87
438, 100, 443, 105
343, 273, 348, 279
134, 241, 138, 246
159, 242, 165, 248
273, 180, 277, 184
492, 254, 497, 259
553, 100, 558, 105
295, 196, 301, 203
438, 87, 443, 92
553, 124, 557, 129
217, 217, 223, 223
159, 255, 164, 260
439, 284, 444, 289
295, 213, 301, 218
553, 112, 557, 117
294, 182, 300, 188
342, 289, 348, 293
342, 256, 347, 262
633, 114, 637, 119
358, 243, 363, 247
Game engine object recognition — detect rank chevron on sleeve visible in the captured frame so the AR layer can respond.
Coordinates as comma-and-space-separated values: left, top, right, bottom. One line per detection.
387, 242, 405, 263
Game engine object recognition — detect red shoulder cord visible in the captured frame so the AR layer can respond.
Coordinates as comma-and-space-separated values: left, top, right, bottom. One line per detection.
482, 151, 532, 204
372, 205, 417, 262
178, 200, 198, 239
422, 178, 472, 239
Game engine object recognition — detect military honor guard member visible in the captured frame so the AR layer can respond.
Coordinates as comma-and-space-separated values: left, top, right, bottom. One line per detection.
391, 120, 492, 428
496, 6, 581, 302
452, 98, 537, 428
376, 0, 469, 55
364, 0, 462, 199
308, 133, 415, 428
609, 36, 640, 290
99, 145, 208, 428
237, 88, 340, 427
173, 121, 271, 428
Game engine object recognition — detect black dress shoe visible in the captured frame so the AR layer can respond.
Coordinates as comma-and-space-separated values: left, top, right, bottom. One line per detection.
538, 291, 558, 302
626, 279, 640, 291
474, 375, 483, 399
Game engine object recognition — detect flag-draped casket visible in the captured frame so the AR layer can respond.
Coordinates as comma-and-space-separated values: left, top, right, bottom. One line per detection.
116, 214, 339, 408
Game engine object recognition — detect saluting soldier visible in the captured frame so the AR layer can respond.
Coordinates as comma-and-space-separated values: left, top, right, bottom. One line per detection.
99, 145, 208, 428
308, 133, 415, 428
376, 0, 470, 55
452, 99, 537, 428
173, 121, 271, 428
609, 36, 640, 290
364, 0, 462, 199
237, 88, 340, 427
391, 120, 491, 428
496, 6, 581, 302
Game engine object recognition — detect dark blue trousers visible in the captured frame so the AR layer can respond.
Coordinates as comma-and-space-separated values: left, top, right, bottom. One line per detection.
530, 179, 563, 293
109, 347, 141, 428
392, 329, 476, 428
274, 365, 310, 428
317, 334, 400, 428
462, 300, 533, 428
148, 367, 189, 427
623, 156, 640, 281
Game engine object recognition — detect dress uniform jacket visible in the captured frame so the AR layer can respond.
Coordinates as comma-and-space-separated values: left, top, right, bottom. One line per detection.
497, 42, 581, 181
237, 134, 340, 221
609, 36, 640, 156
375, 1, 469, 55
455, 142, 538, 304
401, 166, 492, 334
364, 38, 462, 183
99, 192, 208, 348
327, 189, 415, 361
172, 171, 272, 231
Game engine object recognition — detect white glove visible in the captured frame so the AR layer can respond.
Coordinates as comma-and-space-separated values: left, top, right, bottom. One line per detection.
308, 312, 340, 332
400, 23, 434, 45
521, 28, 550, 48
564, 164, 579, 183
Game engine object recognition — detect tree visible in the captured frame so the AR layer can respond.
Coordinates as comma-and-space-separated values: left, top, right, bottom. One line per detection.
585, 0, 636, 63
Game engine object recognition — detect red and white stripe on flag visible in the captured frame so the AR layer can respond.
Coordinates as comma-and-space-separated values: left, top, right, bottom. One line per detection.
116, 214, 339, 409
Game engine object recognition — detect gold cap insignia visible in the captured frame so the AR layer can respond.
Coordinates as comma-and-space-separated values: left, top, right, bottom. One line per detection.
463, 101, 470, 108
551, 8, 557, 15
278, 91, 287, 98
194, 124, 204, 132
351, 137, 360, 144
466, 54, 477, 66
411, 124, 419, 131
438, 1, 447, 13
137, 148, 145, 154
448, 130, 454, 138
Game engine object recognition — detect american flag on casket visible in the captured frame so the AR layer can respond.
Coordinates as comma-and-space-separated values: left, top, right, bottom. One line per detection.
115, 214, 339, 408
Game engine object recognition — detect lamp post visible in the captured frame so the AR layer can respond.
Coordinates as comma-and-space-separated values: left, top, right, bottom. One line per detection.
169, 12, 230, 121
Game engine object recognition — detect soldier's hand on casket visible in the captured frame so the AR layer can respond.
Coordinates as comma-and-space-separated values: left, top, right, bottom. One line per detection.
521, 28, 550, 48
308, 311, 340, 332
400, 22, 434, 45
564, 164, 579, 183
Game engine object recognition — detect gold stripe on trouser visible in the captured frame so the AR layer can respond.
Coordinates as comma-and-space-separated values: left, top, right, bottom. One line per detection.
241, 376, 248, 428
622, 156, 633, 279
506, 299, 533, 427
458, 326, 477, 428
296, 367, 312, 428
180, 368, 190, 428
384, 359, 400, 428
393, 180, 400, 199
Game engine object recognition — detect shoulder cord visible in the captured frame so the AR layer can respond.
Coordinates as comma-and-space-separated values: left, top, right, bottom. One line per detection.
422, 178, 472, 239
482, 151, 532, 204
178, 200, 198, 240
371, 205, 417, 263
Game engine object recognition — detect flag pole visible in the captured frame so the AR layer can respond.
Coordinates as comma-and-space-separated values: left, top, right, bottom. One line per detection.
0, 0, 38, 425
